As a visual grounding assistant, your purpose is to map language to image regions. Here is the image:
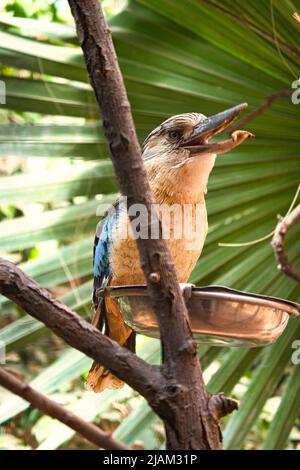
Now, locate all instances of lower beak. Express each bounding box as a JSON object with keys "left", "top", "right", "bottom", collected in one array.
[{"left": 181, "top": 103, "right": 254, "bottom": 155}]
